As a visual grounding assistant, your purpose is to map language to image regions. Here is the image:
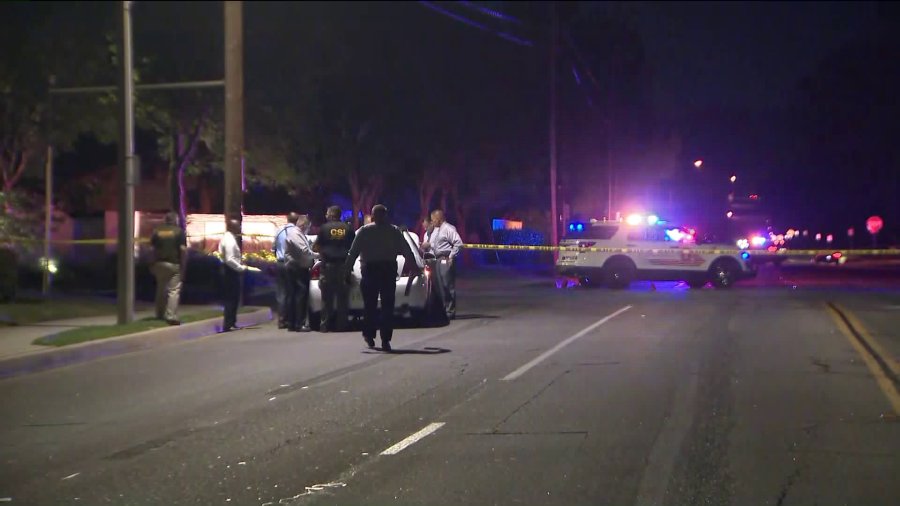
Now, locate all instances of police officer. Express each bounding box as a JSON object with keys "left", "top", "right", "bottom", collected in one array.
[
  {"left": 272, "top": 213, "right": 299, "bottom": 329},
  {"left": 421, "top": 216, "right": 434, "bottom": 250},
  {"left": 313, "top": 206, "right": 355, "bottom": 332},
  {"left": 150, "top": 211, "right": 186, "bottom": 325},
  {"left": 346, "top": 204, "right": 420, "bottom": 352},
  {"left": 423, "top": 209, "right": 463, "bottom": 319}
]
